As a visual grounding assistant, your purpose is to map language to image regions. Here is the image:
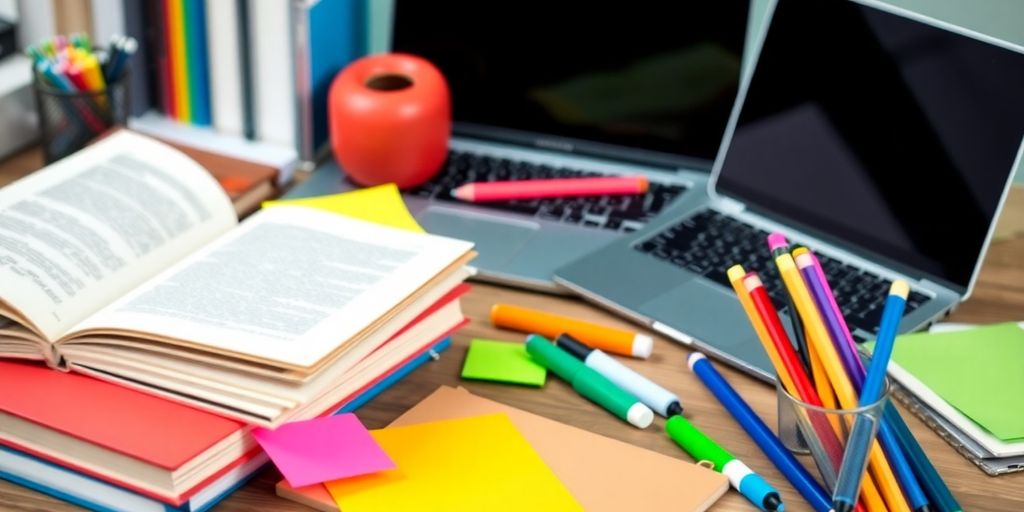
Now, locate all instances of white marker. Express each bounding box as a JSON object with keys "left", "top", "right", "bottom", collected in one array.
[{"left": 556, "top": 333, "right": 682, "bottom": 417}]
